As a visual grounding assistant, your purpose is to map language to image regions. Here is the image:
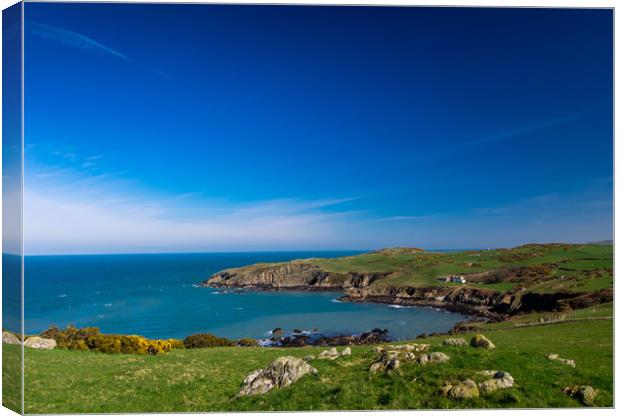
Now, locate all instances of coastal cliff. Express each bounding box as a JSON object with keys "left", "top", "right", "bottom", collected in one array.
[
  {"left": 202, "top": 260, "right": 390, "bottom": 291},
  {"left": 200, "top": 244, "right": 613, "bottom": 320}
]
